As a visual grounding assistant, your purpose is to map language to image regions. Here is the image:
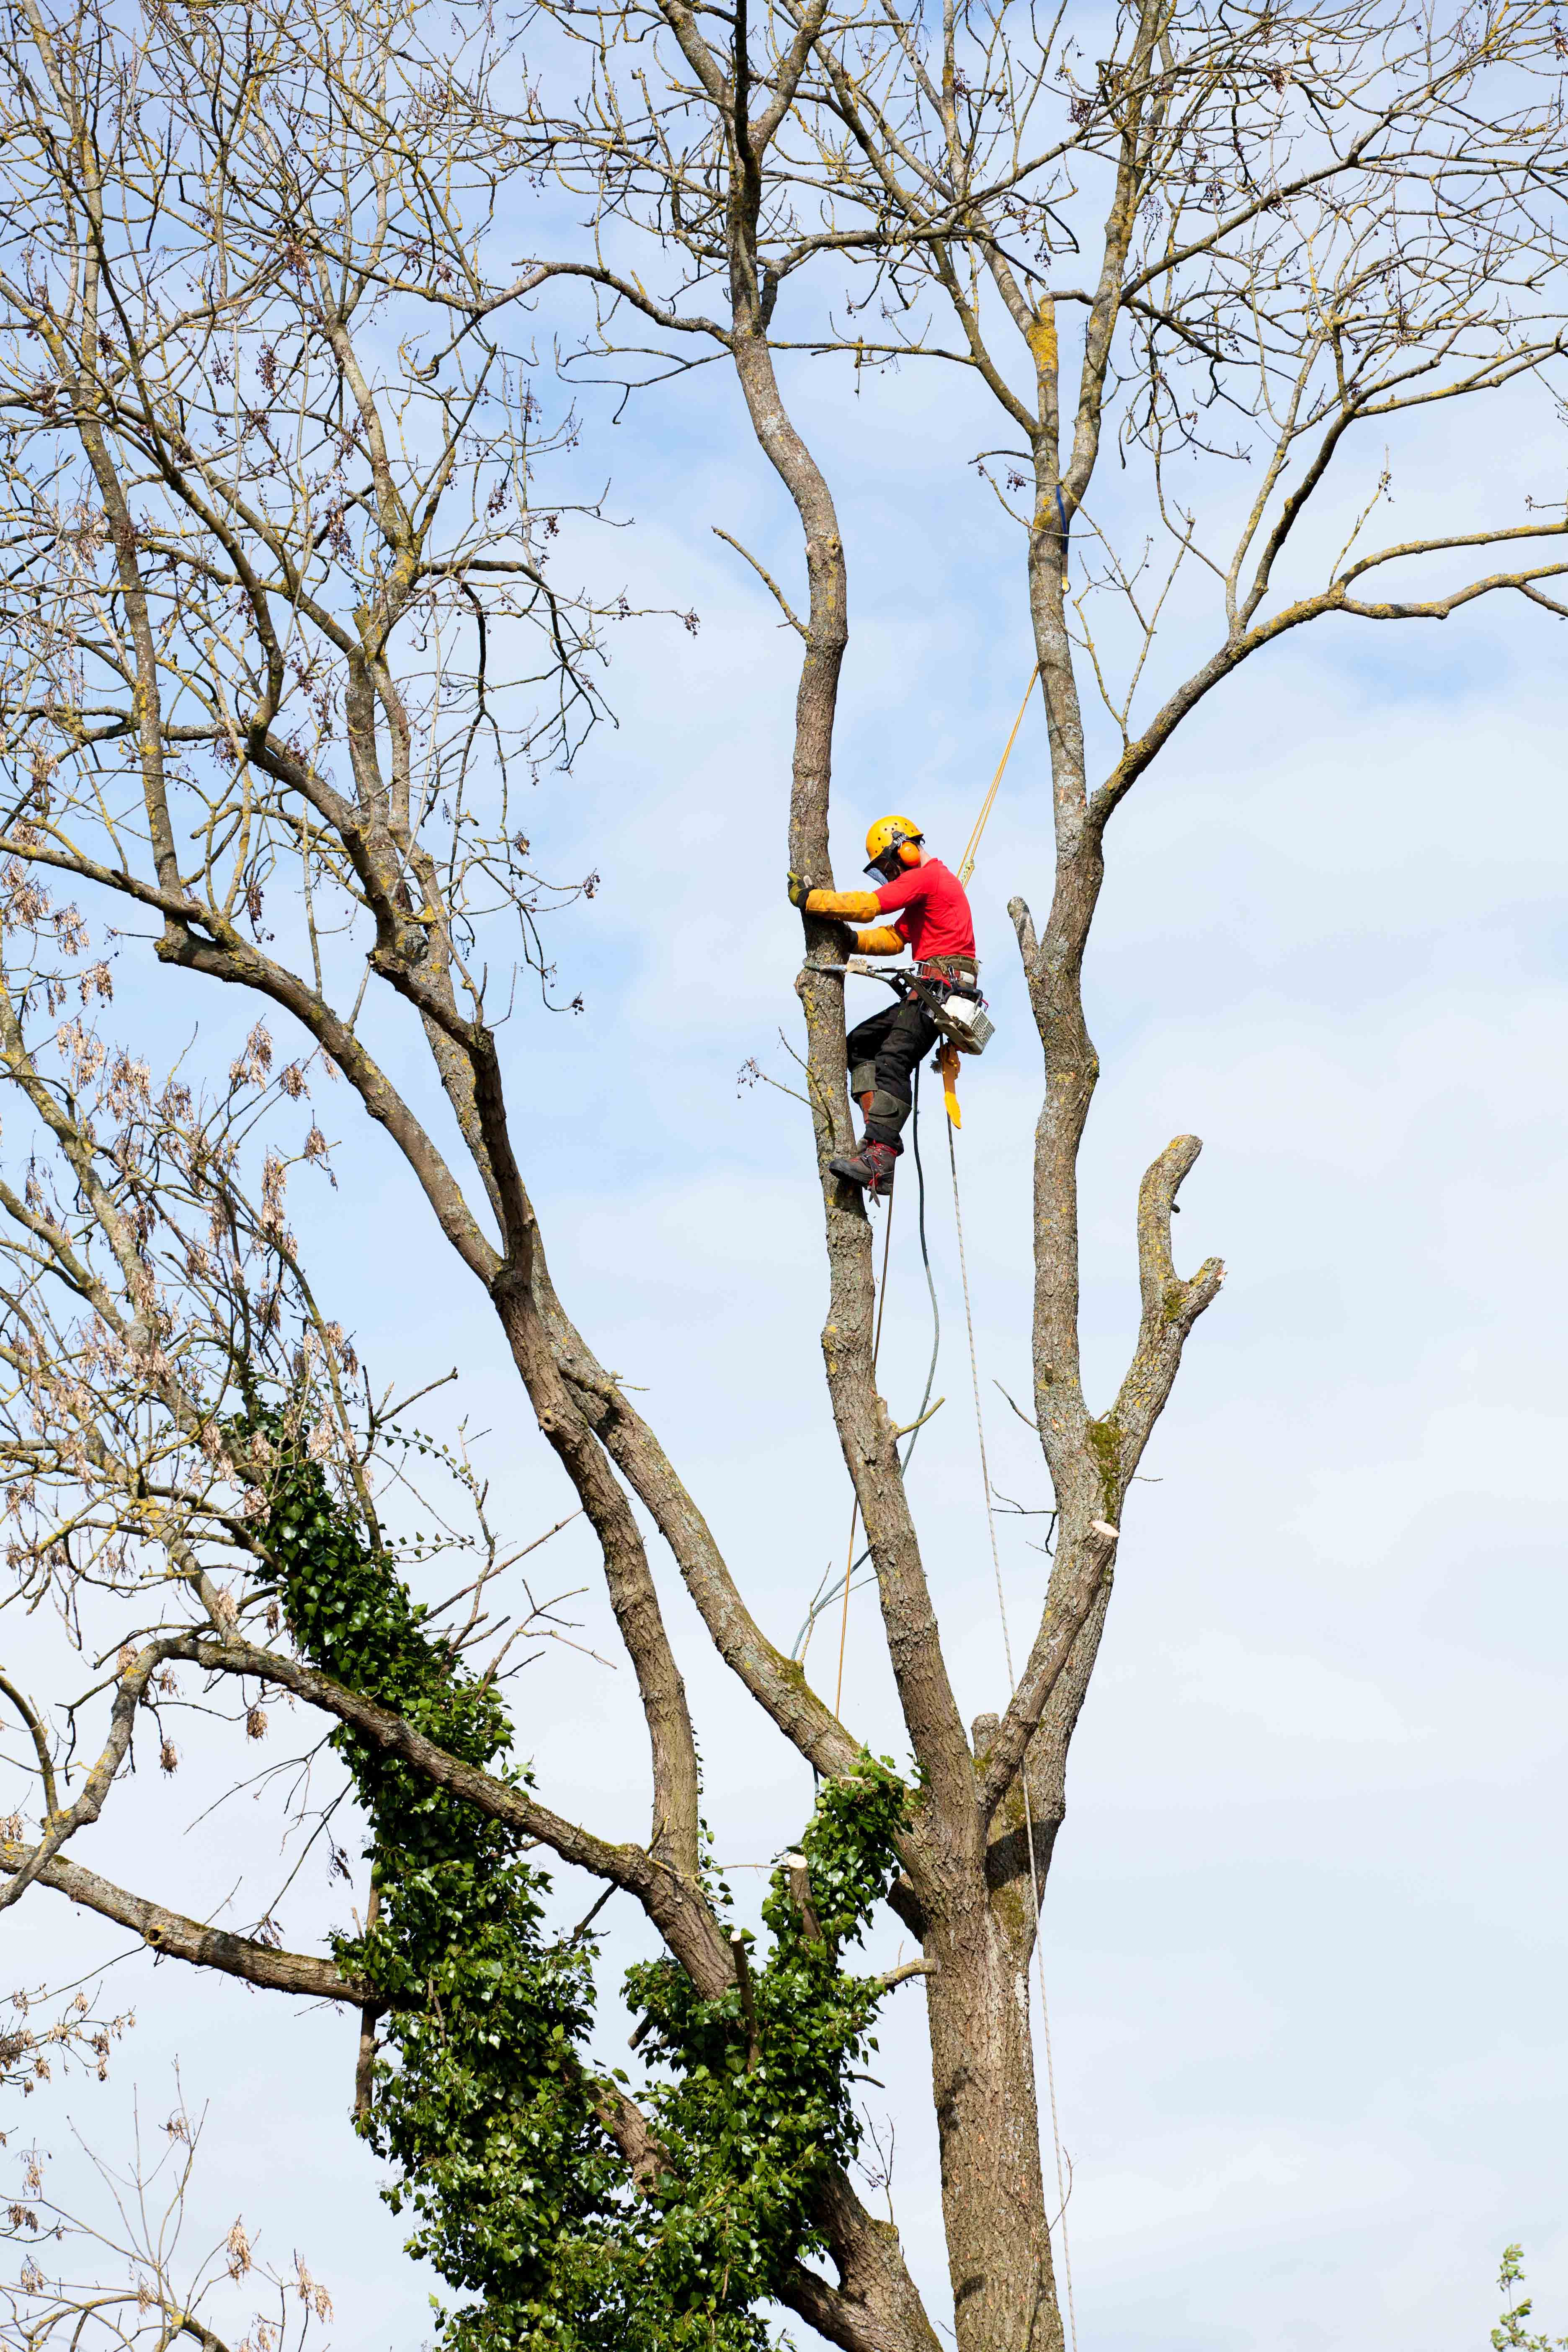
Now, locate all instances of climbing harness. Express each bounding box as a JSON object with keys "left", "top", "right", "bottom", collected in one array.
[
  {"left": 826, "top": 957, "right": 995, "bottom": 1059},
  {"left": 821, "top": 956, "right": 994, "bottom": 1135}
]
